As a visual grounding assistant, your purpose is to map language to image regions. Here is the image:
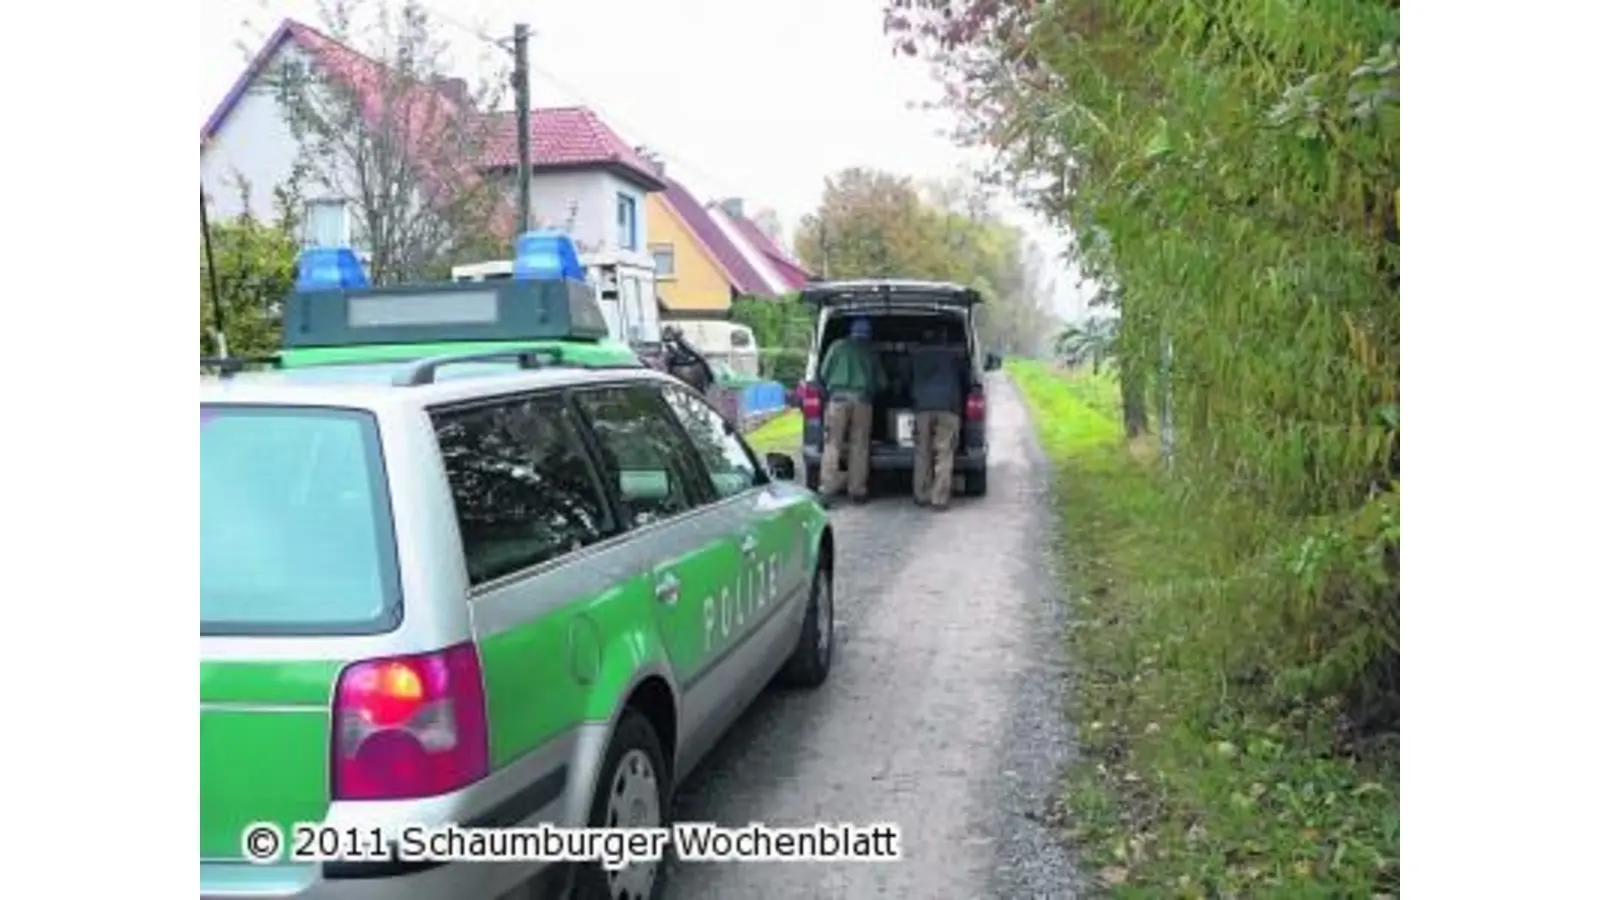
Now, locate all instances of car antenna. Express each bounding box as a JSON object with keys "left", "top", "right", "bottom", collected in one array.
[{"left": 201, "top": 185, "right": 229, "bottom": 358}]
